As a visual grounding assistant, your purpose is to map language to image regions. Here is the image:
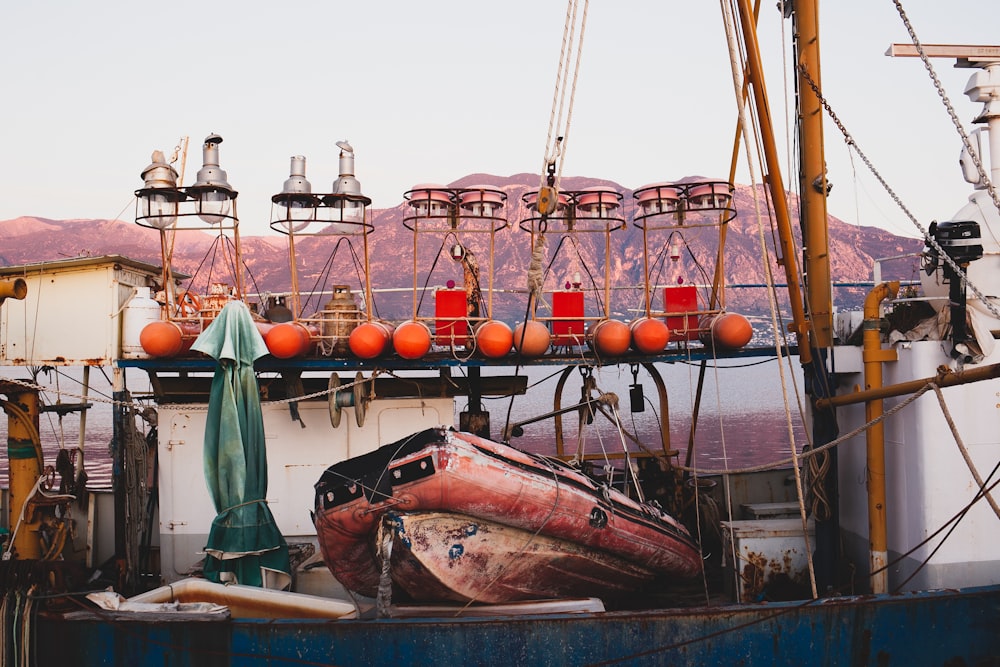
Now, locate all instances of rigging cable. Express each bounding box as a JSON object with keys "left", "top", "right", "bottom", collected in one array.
[
  {"left": 721, "top": 0, "right": 818, "bottom": 598},
  {"left": 799, "top": 66, "right": 1000, "bottom": 323},
  {"left": 893, "top": 0, "right": 1000, "bottom": 224},
  {"left": 540, "top": 0, "right": 589, "bottom": 195},
  {"left": 504, "top": 0, "right": 590, "bottom": 438}
]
